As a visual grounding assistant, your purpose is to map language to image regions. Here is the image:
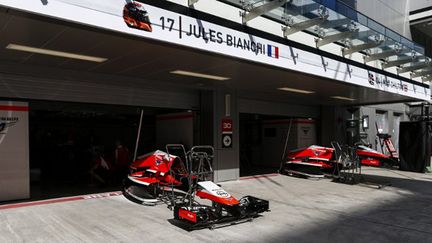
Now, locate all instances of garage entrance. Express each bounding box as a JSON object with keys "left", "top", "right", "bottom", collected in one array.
[
  {"left": 240, "top": 113, "right": 318, "bottom": 177},
  {"left": 29, "top": 101, "right": 197, "bottom": 200}
]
